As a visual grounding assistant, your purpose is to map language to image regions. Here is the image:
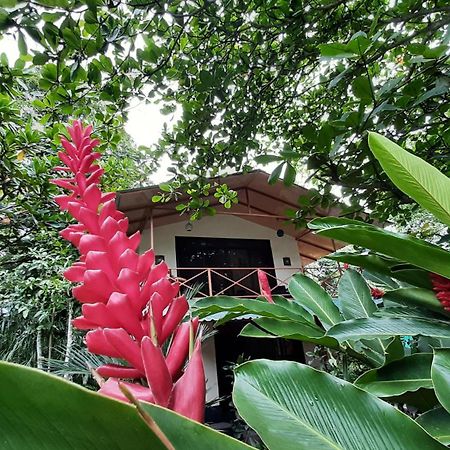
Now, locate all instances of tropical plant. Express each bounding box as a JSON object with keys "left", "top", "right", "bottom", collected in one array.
[
  {"left": 2, "top": 127, "right": 449, "bottom": 449},
  {"left": 51, "top": 120, "right": 206, "bottom": 421},
  {"left": 192, "top": 133, "right": 450, "bottom": 446}
]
